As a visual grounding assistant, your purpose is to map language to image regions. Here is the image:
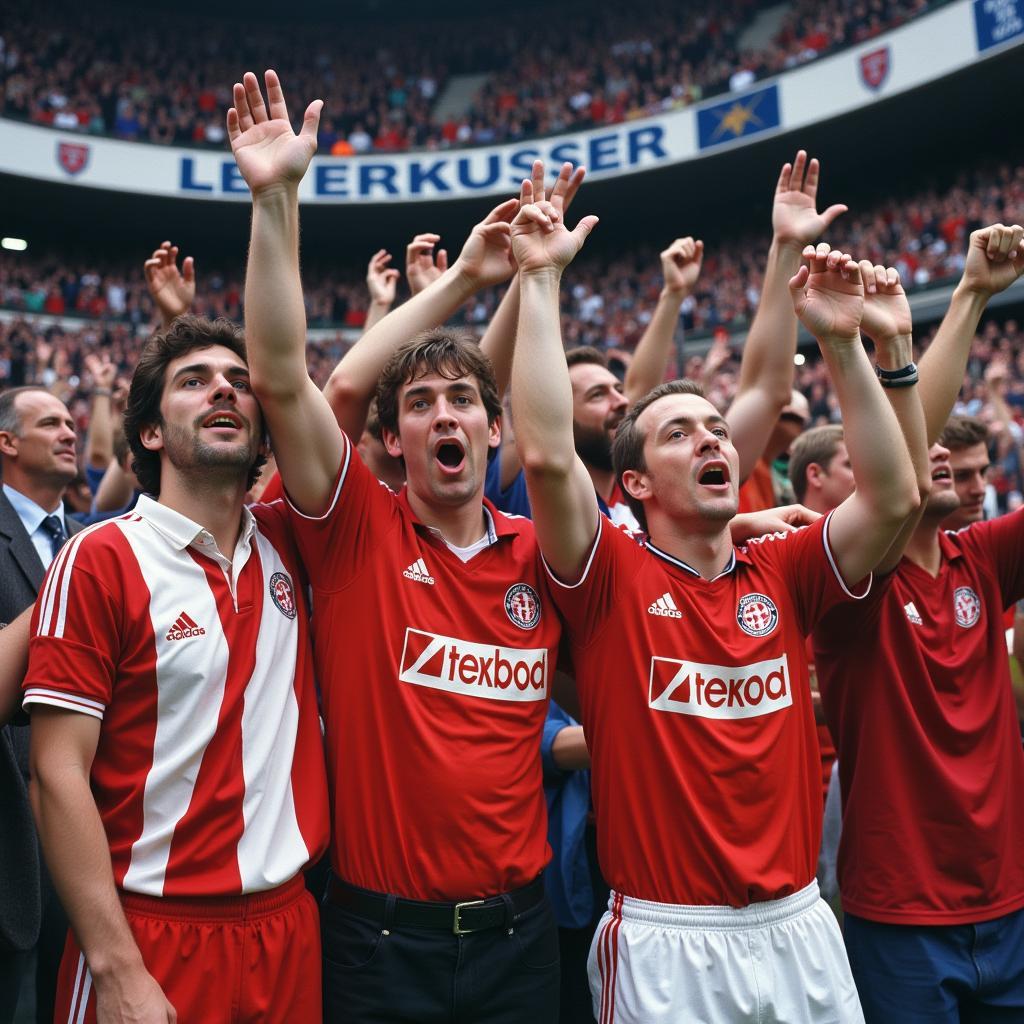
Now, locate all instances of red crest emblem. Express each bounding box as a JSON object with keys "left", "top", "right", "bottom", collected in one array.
[
  {"left": 504, "top": 583, "right": 541, "bottom": 630},
  {"left": 269, "top": 571, "right": 297, "bottom": 619},
  {"left": 859, "top": 47, "right": 890, "bottom": 91},
  {"left": 57, "top": 141, "right": 90, "bottom": 176}
]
